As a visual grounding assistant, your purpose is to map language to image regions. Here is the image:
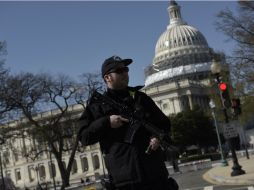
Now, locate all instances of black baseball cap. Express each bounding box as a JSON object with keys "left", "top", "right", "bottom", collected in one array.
[{"left": 101, "top": 55, "right": 132, "bottom": 77}]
